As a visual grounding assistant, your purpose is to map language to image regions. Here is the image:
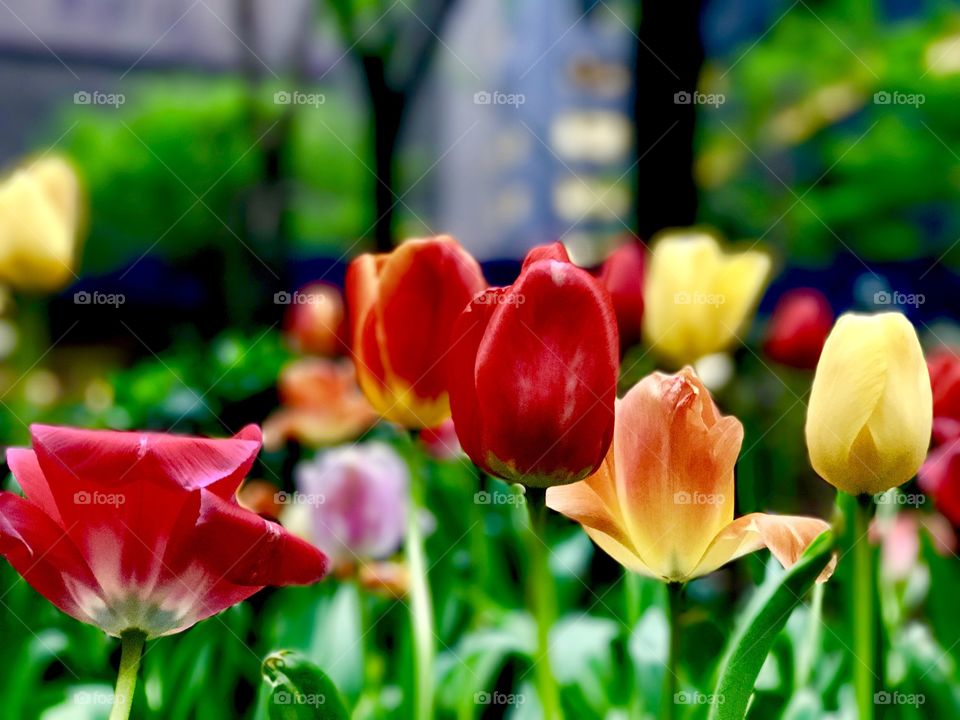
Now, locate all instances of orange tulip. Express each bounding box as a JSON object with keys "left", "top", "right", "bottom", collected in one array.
[
  {"left": 547, "top": 367, "right": 833, "bottom": 583},
  {"left": 346, "top": 235, "right": 486, "bottom": 429}
]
